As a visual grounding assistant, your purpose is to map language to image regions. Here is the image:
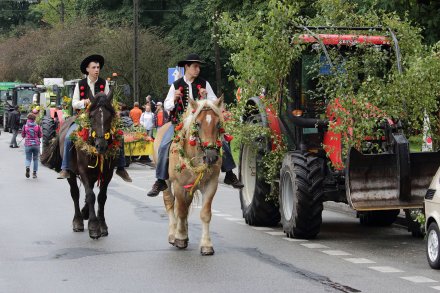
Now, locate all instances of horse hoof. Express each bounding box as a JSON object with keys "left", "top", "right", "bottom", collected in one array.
[
  {"left": 174, "top": 238, "right": 188, "bottom": 249},
  {"left": 168, "top": 235, "right": 175, "bottom": 246},
  {"left": 89, "top": 231, "right": 101, "bottom": 239},
  {"left": 200, "top": 246, "right": 215, "bottom": 256},
  {"left": 72, "top": 219, "right": 84, "bottom": 232},
  {"left": 100, "top": 230, "right": 109, "bottom": 237}
]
